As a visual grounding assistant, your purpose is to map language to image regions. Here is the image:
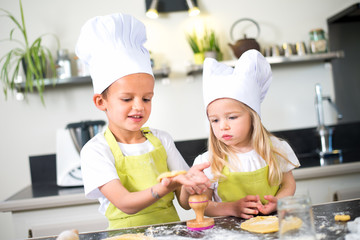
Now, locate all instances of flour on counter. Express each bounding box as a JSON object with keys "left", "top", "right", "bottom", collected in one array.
[{"left": 345, "top": 216, "right": 360, "bottom": 240}]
